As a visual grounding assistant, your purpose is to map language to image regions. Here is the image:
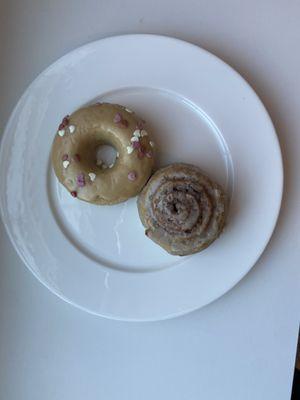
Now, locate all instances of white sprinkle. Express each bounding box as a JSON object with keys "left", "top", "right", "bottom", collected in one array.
[
  {"left": 133, "top": 129, "right": 141, "bottom": 138},
  {"left": 109, "top": 163, "right": 114, "bottom": 168},
  {"left": 131, "top": 136, "right": 139, "bottom": 142},
  {"left": 96, "top": 159, "right": 103, "bottom": 166},
  {"left": 141, "top": 129, "right": 148, "bottom": 137},
  {"left": 149, "top": 141, "right": 155, "bottom": 148},
  {"left": 102, "top": 164, "right": 108, "bottom": 169},
  {"left": 88, "top": 172, "right": 96, "bottom": 181},
  {"left": 58, "top": 129, "right": 65, "bottom": 137},
  {"left": 63, "top": 160, "right": 70, "bottom": 169},
  {"left": 69, "top": 125, "right": 75, "bottom": 134},
  {"left": 116, "top": 152, "right": 120, "bottom": 158},
  {"left": 127, "top": 146, "right": 134, "bottom": 154},
  {"left": 125, "top": 107, "right": 133, "bottom": 113}
]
